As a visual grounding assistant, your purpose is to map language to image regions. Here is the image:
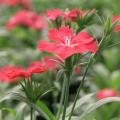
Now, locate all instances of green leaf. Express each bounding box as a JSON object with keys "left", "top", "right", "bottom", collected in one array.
[
  {"left": 110, "top": 70, "right": 120, "bottom": 89},
  {"left": 36, "top": 100, "right": 56, "bottom": 120},
  {"left": 66, "top": 93, "right": 95, "bottom": 116},
  {"left": 0, "top": 92, "right": 56, "bottom": 120},
  {"left": 79, "top": 97, "right": 120, "bottom": 120},
  {"left": 0, "top": 107, "right": 16, "bottom": 117},
  {"left": 56, "top": 69, "right": 64, "bottom": 81},
  {"left": 39, "top": 87, "right": 54, "bottom": 99},
  {"left": 15, "top": 111, "right": 24, "bottom": 120}
]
